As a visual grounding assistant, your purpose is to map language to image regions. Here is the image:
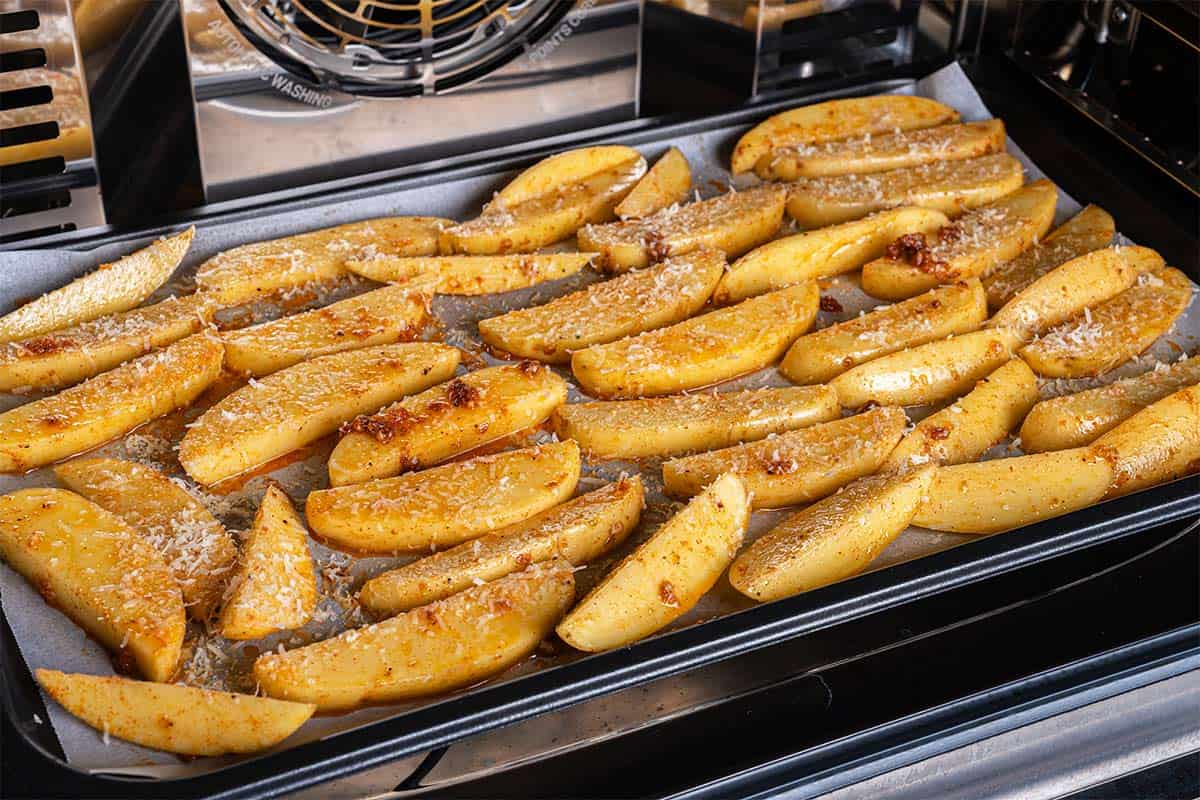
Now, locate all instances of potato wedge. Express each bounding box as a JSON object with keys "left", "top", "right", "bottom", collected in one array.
[
  {"left": 780, "top": 279, "right": 987, "bottom": 385},
  {"left": 491, "top": 145, "right": 643, "bottom": 207},
  {"left": 785, "top": 152, "right": 1025, "bottom": 228},
  {"left": 577, "top": 184, "right": 787, "bottom": 273},
  {"left": 614, "top": 146, "right": 691, "bottom": 219},
  {"left": 572, "top": 281, "right": 818, "bottom": 399},
  {"left": 557, "top": 473, "right": 748, "bottom": 652},
  {"left": 0, "top": 489, "right": 183, "bottom": 681},
  {"left": 552, "top": 386, "right": 839, "bottom": 460},
  {"left": 1020, "top": 267, "right": 1194, "bottom": 378},
  {"left": 478, "top": 250, "right": 725, "bottom": 363},
  {"left": 53, "top": 457, "right": 237, "bottom": 622},
  {"left": 179, "top": 342, "right": 459, "bottom": 486},
  {"left": 831, "top": 328, "right": 1021, "bottom": 409},
  {"left": 731, "top": 95, "right": 959, "bottom": 175},
  {"left": 0, "top": 334, "right": 223, "bottom": 473},
  {"left": 222, "top": 284, "right": 429, "bottom": 377},
  {"left": 662, "top": 406, "right": 906, "bottom": 508},
  {"left": 713, "top": 206, "right": 949, "bottom": 304},
  {"left": 36, "top": 670, "right": 315, "bottom": 756},
  {"left": 254, "top": 561, "right": 574, "bottom": 711},
  {"left": 982, "top": 205, "right": 1115, "bottom": 311},
  {"left": 1020, "top": 357, "right": 1200, "bottom": 453},
  {"left": 885, "top": 359, "right": 1038, "bottom": 469},
  {"left": 0, "top": 293, "right": 214, "bottom": 391},
  {"left": 1091, "top": 385, "right": 1200, "bottom": 497},
  {"left": 328, "top": 361, "right": 568, "bottom": 486},
  {"left": 860, "top": 179, "right": 1057, "bottom": 300},
  {"left": 912, "top": 448, "right": 1113, "bottom": 534},
  {"left": 307, "top": 441, "right": 581, "bottom": 553},
  {"left": 343, "top": 253, "right": 593, "bottom": 295},
  {"left": 0, "top": 228, "right": 192, "bottom": 343},
  {"left": 219, "top": 485, "right": 317, "bottom": 640},
  {"left": 359, "top": 477, "right": 643, "bottom": 614},
  {"left": 729, "top": 466, "right": 935, "bottom": 601}
]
